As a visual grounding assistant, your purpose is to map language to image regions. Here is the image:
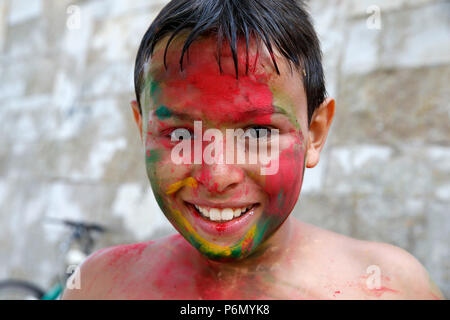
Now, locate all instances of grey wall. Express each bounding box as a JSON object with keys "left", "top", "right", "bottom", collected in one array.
[{"left": 0, "top": 0, "right": 448, "bottom": 297}]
